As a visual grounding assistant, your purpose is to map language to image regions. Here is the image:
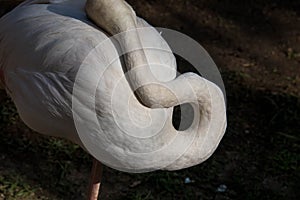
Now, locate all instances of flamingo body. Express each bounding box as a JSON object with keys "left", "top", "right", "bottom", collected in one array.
[{"left": 0, "top": 0, "right": 226, "bottom": 173}]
